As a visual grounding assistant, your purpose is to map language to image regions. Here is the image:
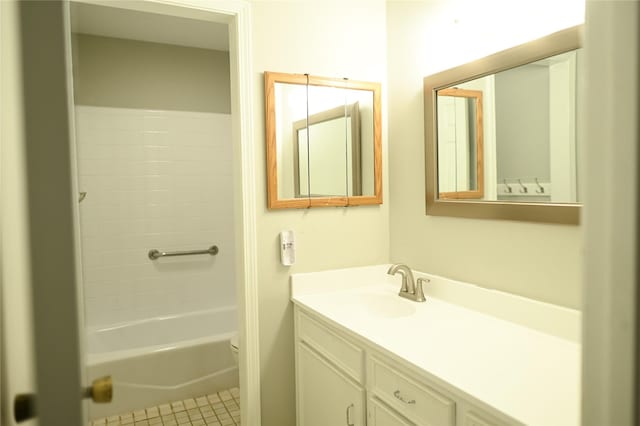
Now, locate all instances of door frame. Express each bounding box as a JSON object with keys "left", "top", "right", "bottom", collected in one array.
[
  {"left": 68, "top": 0, "right": 261, "bottom": 423},
  {"left": 582, "top": 1, "right": 640, "bottom": 425},
  {"left": 12, "top": 0, "right": 260, "bottom": 424}
]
